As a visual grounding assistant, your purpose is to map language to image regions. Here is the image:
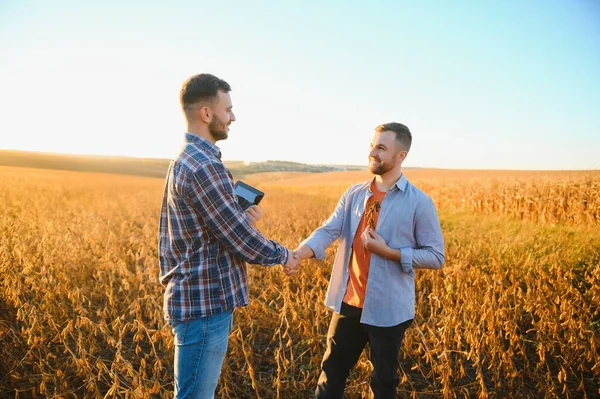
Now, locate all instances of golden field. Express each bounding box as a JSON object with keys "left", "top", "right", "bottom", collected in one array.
[{"left": 1, "top": 165, "right": 599, "bottom": 398}]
